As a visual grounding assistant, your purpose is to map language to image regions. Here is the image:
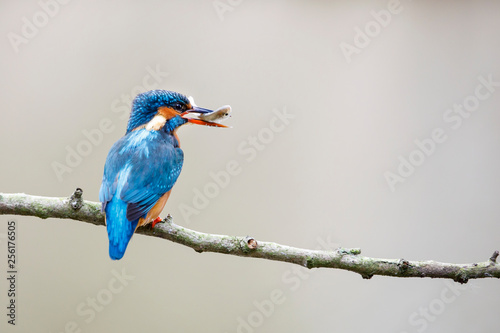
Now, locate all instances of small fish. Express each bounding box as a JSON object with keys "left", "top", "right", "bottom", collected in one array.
[
  {"left": 200, "top": 105, "right": 232, "bottom": 123},
  {"left": 185, "top": 96, "right": 232, "bottom": 126}
]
